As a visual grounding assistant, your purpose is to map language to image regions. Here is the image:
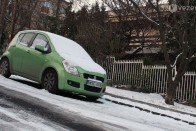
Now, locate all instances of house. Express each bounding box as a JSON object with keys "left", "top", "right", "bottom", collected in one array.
[
  {"left": 40, "top": 0, "right": 71, "bottom": 19},
  {"left": 105, "top": 4, "right": 171, "bottom": 56},
  {"left": 28, "top": 0, "right": 71, "bottom": 30}
]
